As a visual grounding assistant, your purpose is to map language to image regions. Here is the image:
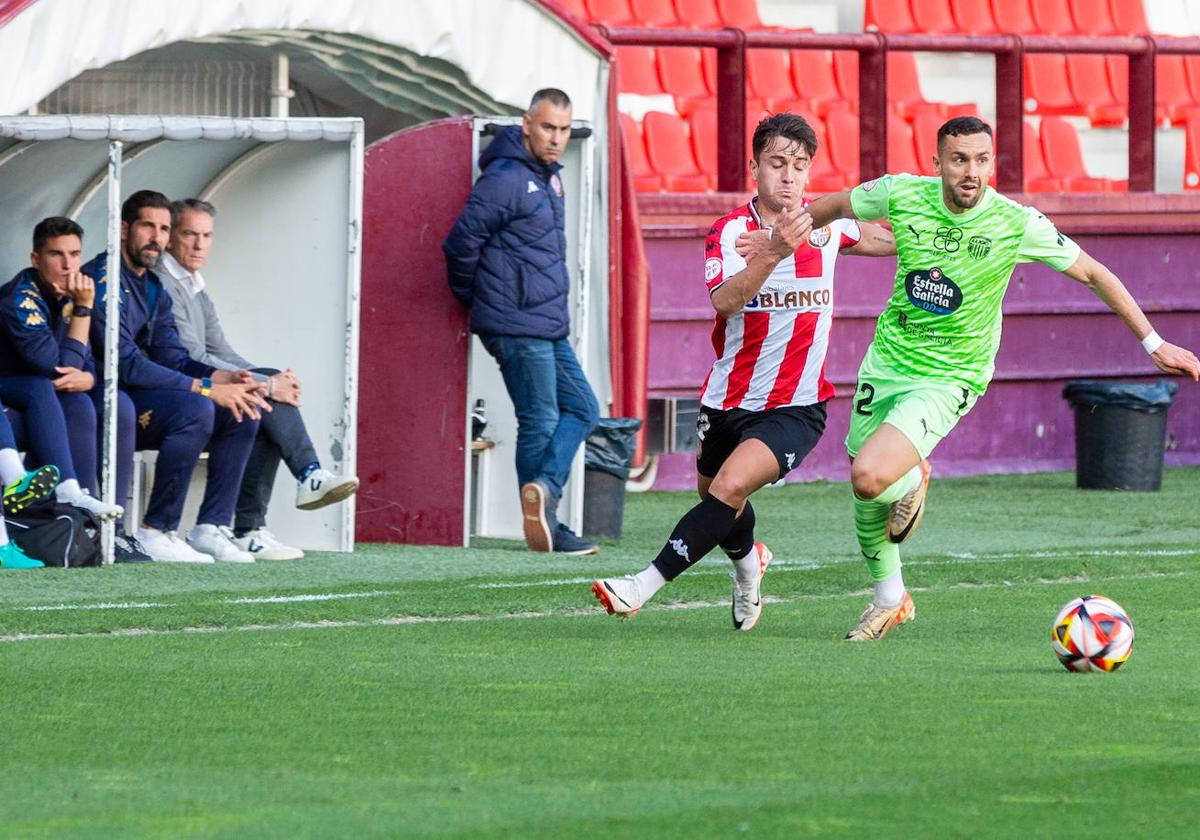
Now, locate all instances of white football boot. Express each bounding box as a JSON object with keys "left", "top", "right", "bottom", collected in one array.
[
  {"left": 731, "top": 542, "right": 772, "bottom": 632},
  {"left": 235, "top": 528, "right": 304, "bottom": 561},
  {"left": 186, "top": 524, "right": 254, "bottom": 563},
  {"left": 296, "top": 469, "right": 360, "bottom": 511},
  {"left": 592, "top": 576, "right": 646, "bottom": 618},
  {"left": 844, "top": 591, "right": 916, "bottom": 642},
  {"left": 64, "top": 490, "right": 124, "bottom": 522},
  {"left": 136, "top": 527, "right": 214, "bottom": 564}
]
